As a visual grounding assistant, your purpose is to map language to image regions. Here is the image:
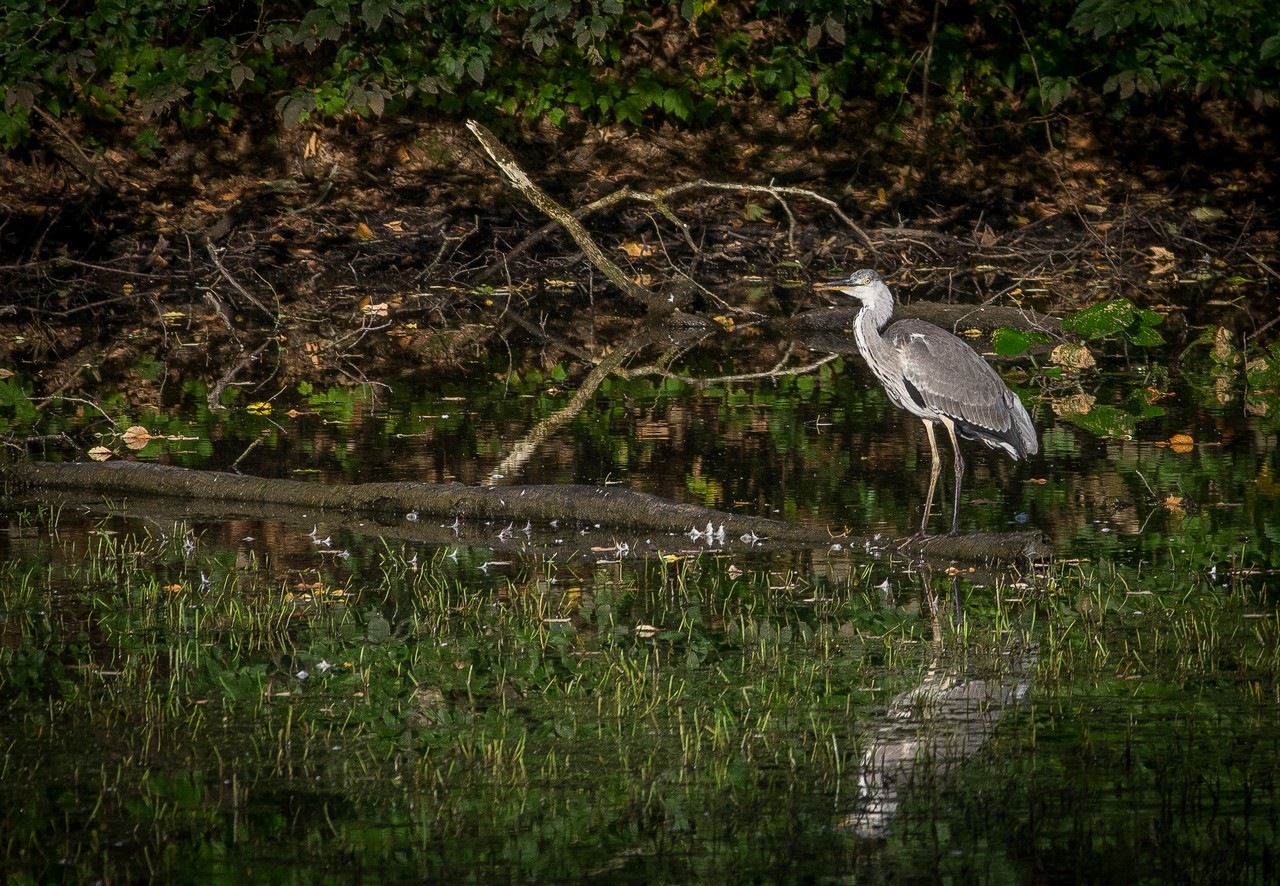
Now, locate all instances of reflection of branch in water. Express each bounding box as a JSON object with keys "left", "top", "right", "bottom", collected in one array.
[
  {"left": 841, "top": 651, "right": 1032, "bottom": 839},
  {"left": 486, "top": 341, "right": 637, "bottom": 484},
  {"left": 485, "top": 326, "right": 703, "bottom": 484}
]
